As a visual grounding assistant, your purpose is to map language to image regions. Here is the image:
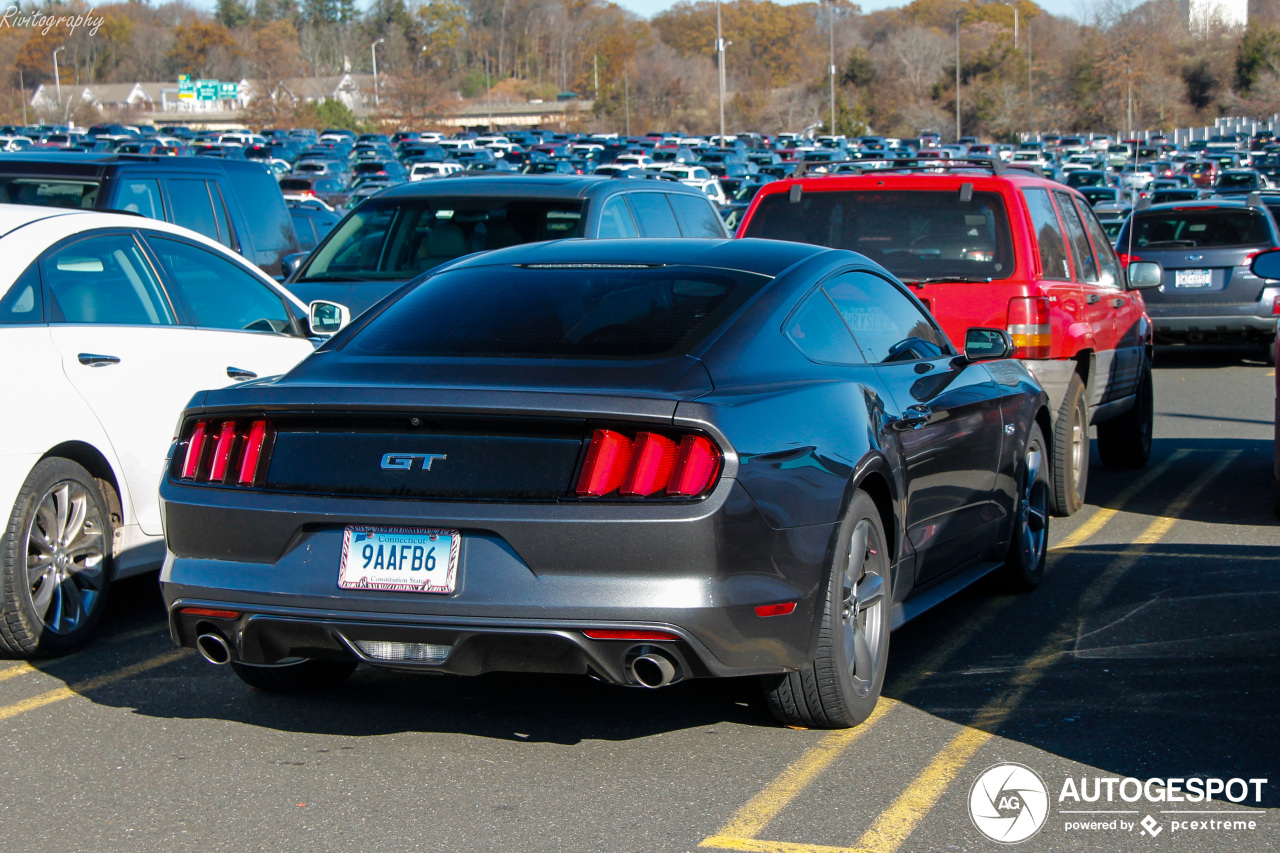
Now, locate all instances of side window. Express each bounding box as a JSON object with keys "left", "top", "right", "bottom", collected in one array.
[
  {"left": 208, "top": 182, "right": 237, "bottom": 250},
  {"left": 167, "top": 179, "right": 220, "bottom": 243},
  {"left": 1076, "top": 199, "right": 1123, "bottom": 289},
  {"left": 823, "top": 272, "right": 950, "bottom": 363},
  {"left": 114, "top": 178, "right": 162, "bottom": 219},
  {"left": 0, "top": 261, "right": 43, "bottom": 324},
  {"left": 1023, "top": 188, "right": 1071, "bottom": 280},
  {"left": 42, "top": 233, "right": 174, "bottom": 325},
  {"left": 670, "top": 193, "right": 727, "bottom": 238},
  {"left": 784, "top": 287, "right": 864, "bottom": 365},
  {"left": 596, "top": 195, "right": 640, "bottom": 238},
  {"left": 147, "top": 236, "right": 293, "bottom": 334},
  {"left": 626, "top": 193, "right": 682, "bottom": 238},
  {"left": 1055, "top": 190, "right": 1099, "bottom": 283}
]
